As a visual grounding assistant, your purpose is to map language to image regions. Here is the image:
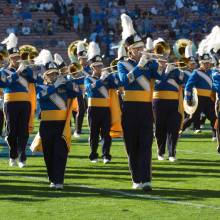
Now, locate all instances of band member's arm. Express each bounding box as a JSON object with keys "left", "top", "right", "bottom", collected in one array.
[
  {"left": 0, "top": 68, "right": 19, "bottom": 85},
  {"left": 212, "top": 71, "right": 220, "bottom": 95},
  {"left": 117, "top": 61, "right": 147, "bottom": 85},
  {"left": 184, "top": 70, "right": 198, "bottom": 101},
  {"left": 66, "top": 81, "right": 82, "bottom": 98},
  {"left": 84, "top": 77, "right": 105, "bottom": 93},
  {"left": 107, "top": 74, "right": 119, "bottom": 89},
  {"left": 36, "top": 84, "right": 56, "bottom": 99}
]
